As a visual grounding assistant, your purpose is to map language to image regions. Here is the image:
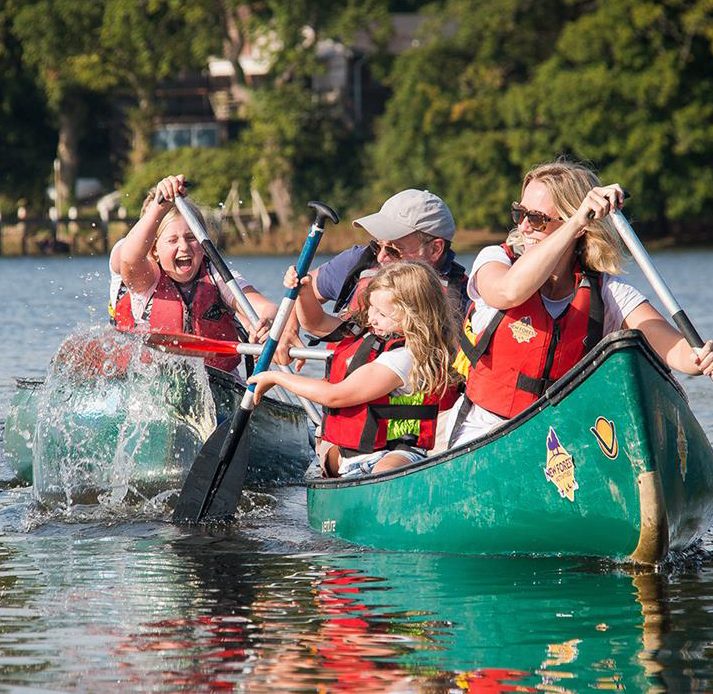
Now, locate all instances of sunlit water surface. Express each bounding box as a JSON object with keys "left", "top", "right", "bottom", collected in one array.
[{"left": 1, "top": 250, "right": 712, "bottom": 691}]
